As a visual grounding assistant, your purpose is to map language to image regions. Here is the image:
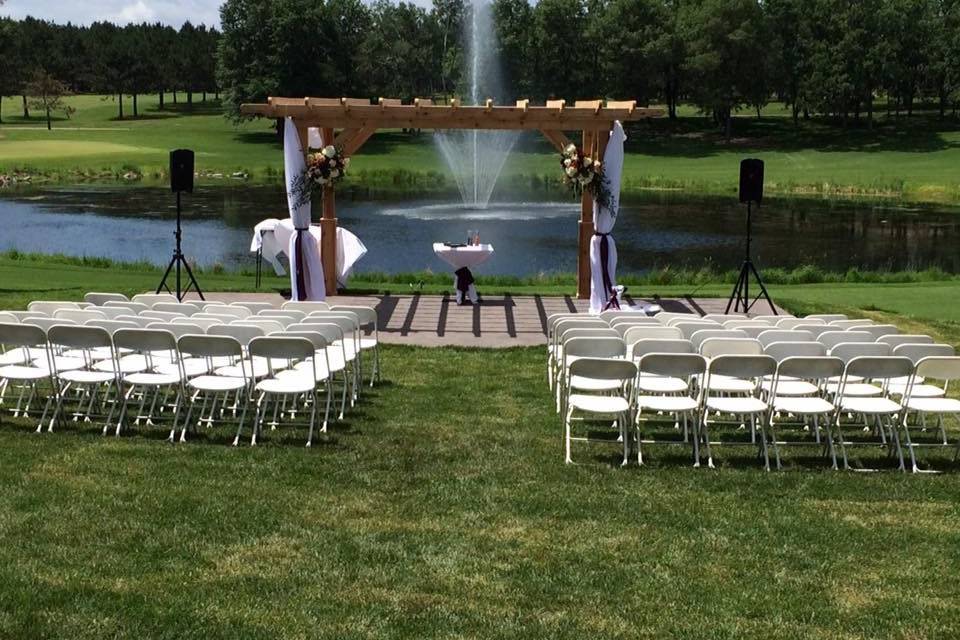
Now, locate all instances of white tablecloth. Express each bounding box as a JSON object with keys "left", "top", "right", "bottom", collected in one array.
[
  {"left": 251, "top": 218, "right": 367, "bottom": 287},
  {"left": 433, "top": 243, "right": 494, "bottom": 304}
]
